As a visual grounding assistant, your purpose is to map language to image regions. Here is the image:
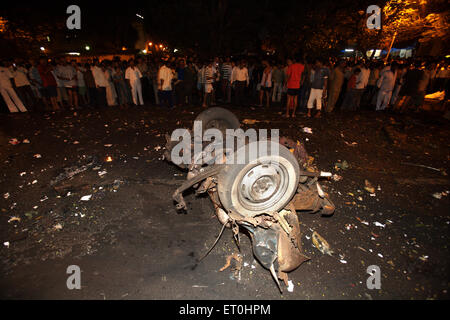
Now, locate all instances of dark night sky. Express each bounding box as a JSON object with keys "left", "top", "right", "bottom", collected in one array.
[{"left": 1, "top": 0, "right": 386, "bottom": 56}]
